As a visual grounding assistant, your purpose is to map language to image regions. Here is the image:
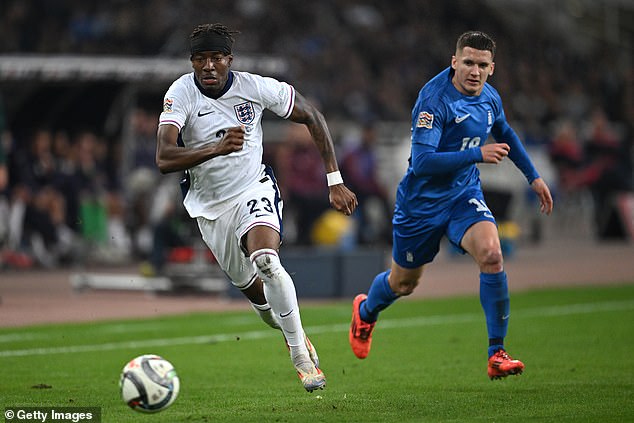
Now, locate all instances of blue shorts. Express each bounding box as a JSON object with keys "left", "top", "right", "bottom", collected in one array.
[{"left": 392, "top": 187, "right": 497, "bottom": 268}]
